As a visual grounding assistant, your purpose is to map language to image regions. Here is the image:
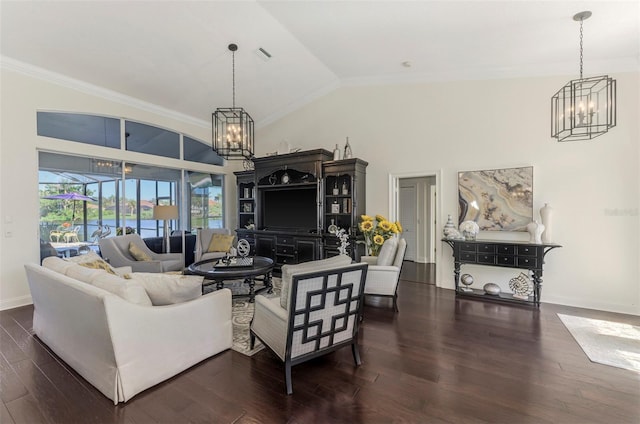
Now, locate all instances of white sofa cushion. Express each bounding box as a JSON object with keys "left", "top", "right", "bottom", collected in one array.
[
  {"left": 376, "top": 237, "right": 398, "bottom": 266},
  {"left": 42, "top": 256, "right": 75, "bottom": 274},
  {"left": 280, "top": 255, "right": 353, "bottom": 310},
  {"left": 91, "top": 272, "right": 153, "bottom": 306},
  {"left": 128, "top": 273, "right": 204, "bottom": 306},
  {"left": 42, "top": 255, "right": 152, "bottom": 306}
]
